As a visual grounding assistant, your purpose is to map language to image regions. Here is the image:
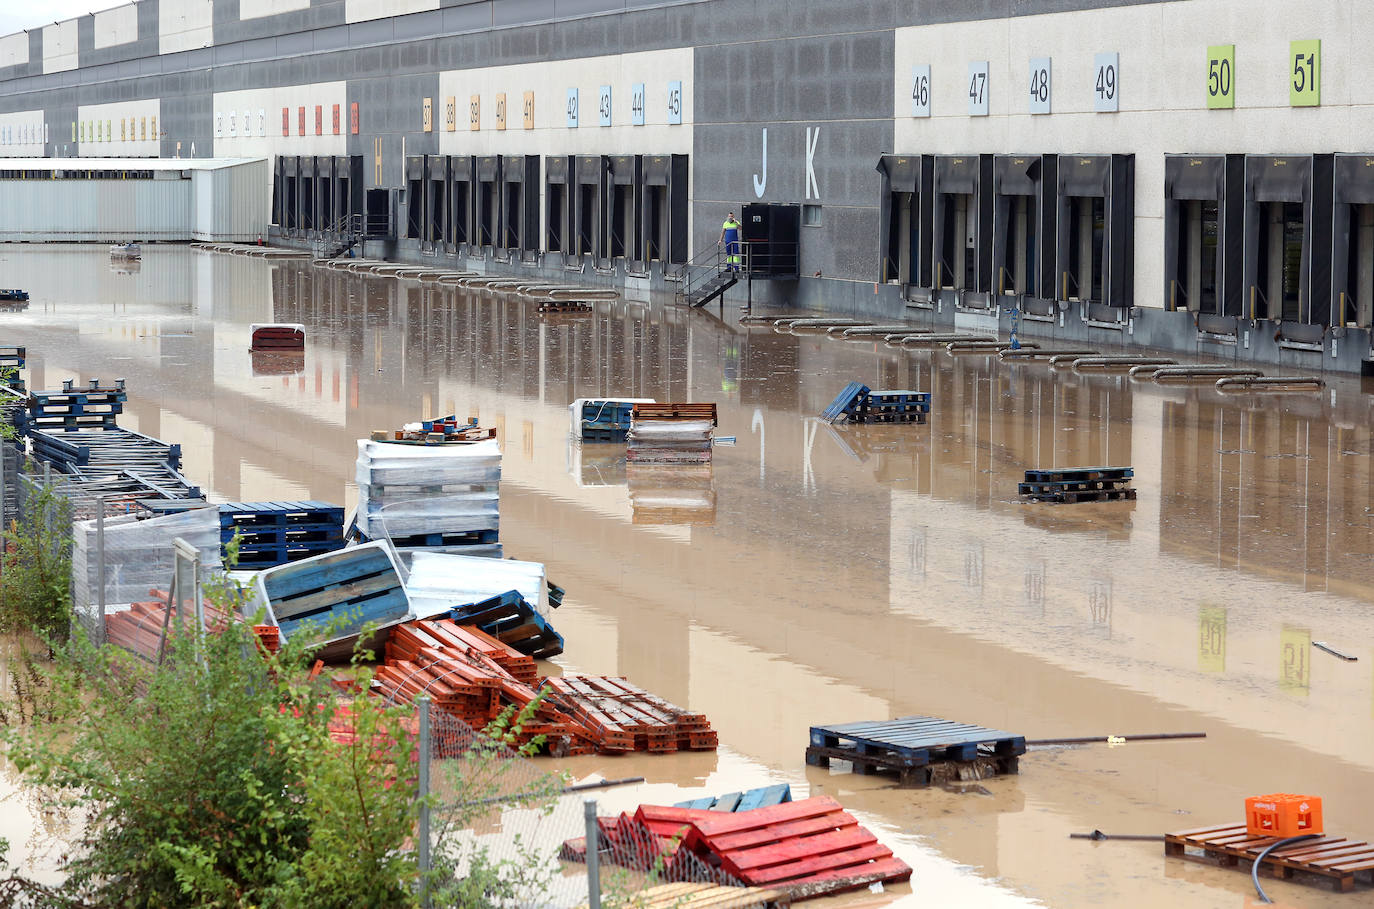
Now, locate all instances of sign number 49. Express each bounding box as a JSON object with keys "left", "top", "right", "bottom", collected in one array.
[{"left": 1094, "top": 52, "right": 1119, "bottom": 112}]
